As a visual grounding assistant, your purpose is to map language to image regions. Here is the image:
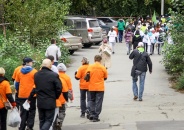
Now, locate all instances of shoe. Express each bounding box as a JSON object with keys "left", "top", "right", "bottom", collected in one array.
[
  {"left": 139, "top": 99, "right": 143, "bottom": 101},
  {"left": 89, "top": 116, "right": 93, "bottom": 120},
  {"left": 26, "top": 127, "right": 33, "bottom": 130},
  {"left": 133, "top": 96, "right": 138, "bottom": 100},
  {"left": 80, "top": 113, "right": 85, "bottom": 118},
  {"left": 86, "top": 114, "right": 90, "bottom": 119},
  {"left": 112, "top": 52, "right": 115, "bottom": 54},
  {"left": 93, "top": 118, "right": 100, "bottom": 122}
]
